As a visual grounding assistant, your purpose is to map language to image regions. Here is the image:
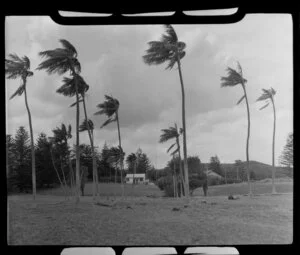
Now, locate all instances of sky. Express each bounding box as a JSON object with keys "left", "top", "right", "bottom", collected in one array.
[{"left": 5, "top": 14, "right": 293, "bottom": 169}]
